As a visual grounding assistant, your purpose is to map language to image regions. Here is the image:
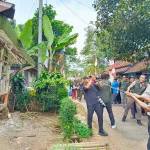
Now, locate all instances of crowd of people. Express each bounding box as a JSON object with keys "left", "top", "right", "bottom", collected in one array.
[{"left": 69, "top": 73, "right": 150, "bottom": 149}]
